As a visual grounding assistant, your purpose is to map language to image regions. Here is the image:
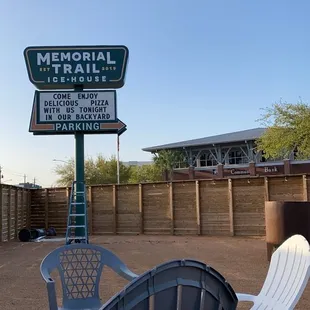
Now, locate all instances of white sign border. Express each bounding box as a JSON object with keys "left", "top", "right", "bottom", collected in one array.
[{"left": 35, "top": 90, "right": 117, "bottom": 124}]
